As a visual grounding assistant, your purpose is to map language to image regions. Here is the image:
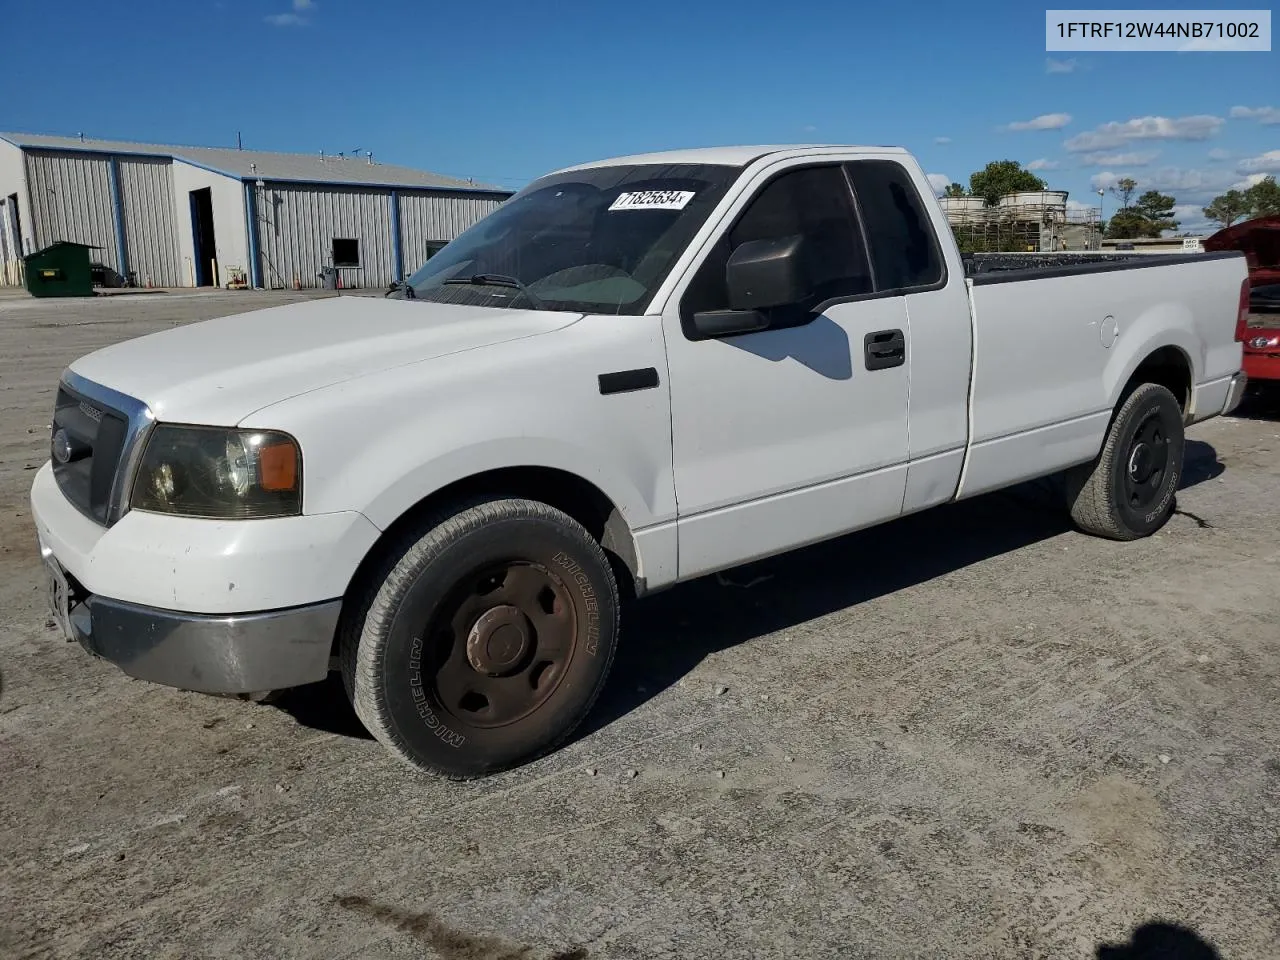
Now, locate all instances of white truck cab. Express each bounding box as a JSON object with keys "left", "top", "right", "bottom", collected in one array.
[{"left": 31, "top": 144, "right": 1250, "bottom": 778}]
